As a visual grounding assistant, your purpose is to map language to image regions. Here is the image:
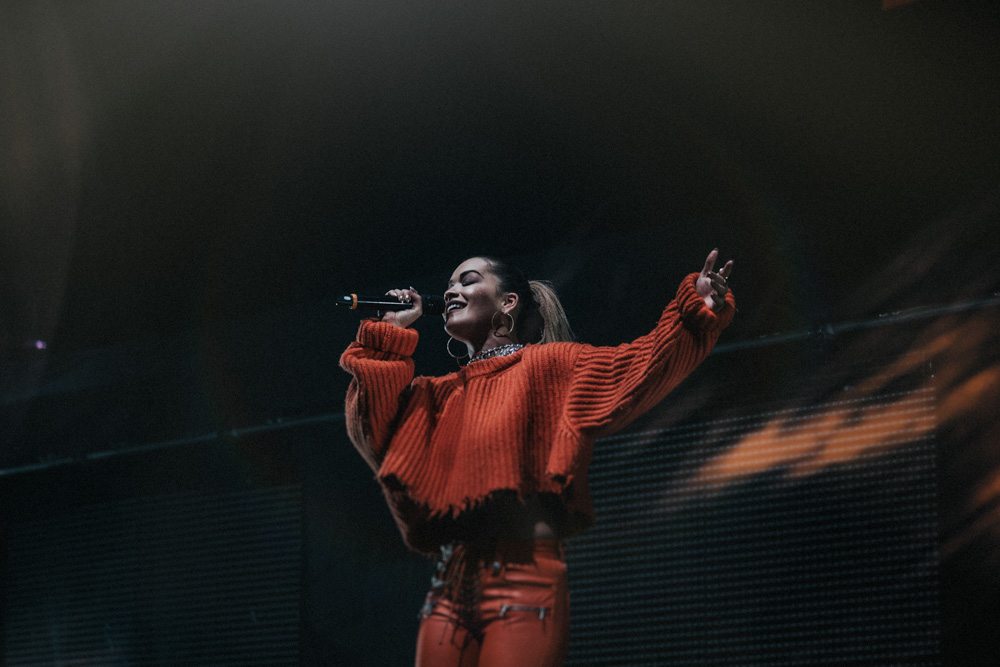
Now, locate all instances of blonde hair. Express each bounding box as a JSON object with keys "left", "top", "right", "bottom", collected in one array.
[{"left": 528, "top": 280, "right": 574, "bottom": 344}]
